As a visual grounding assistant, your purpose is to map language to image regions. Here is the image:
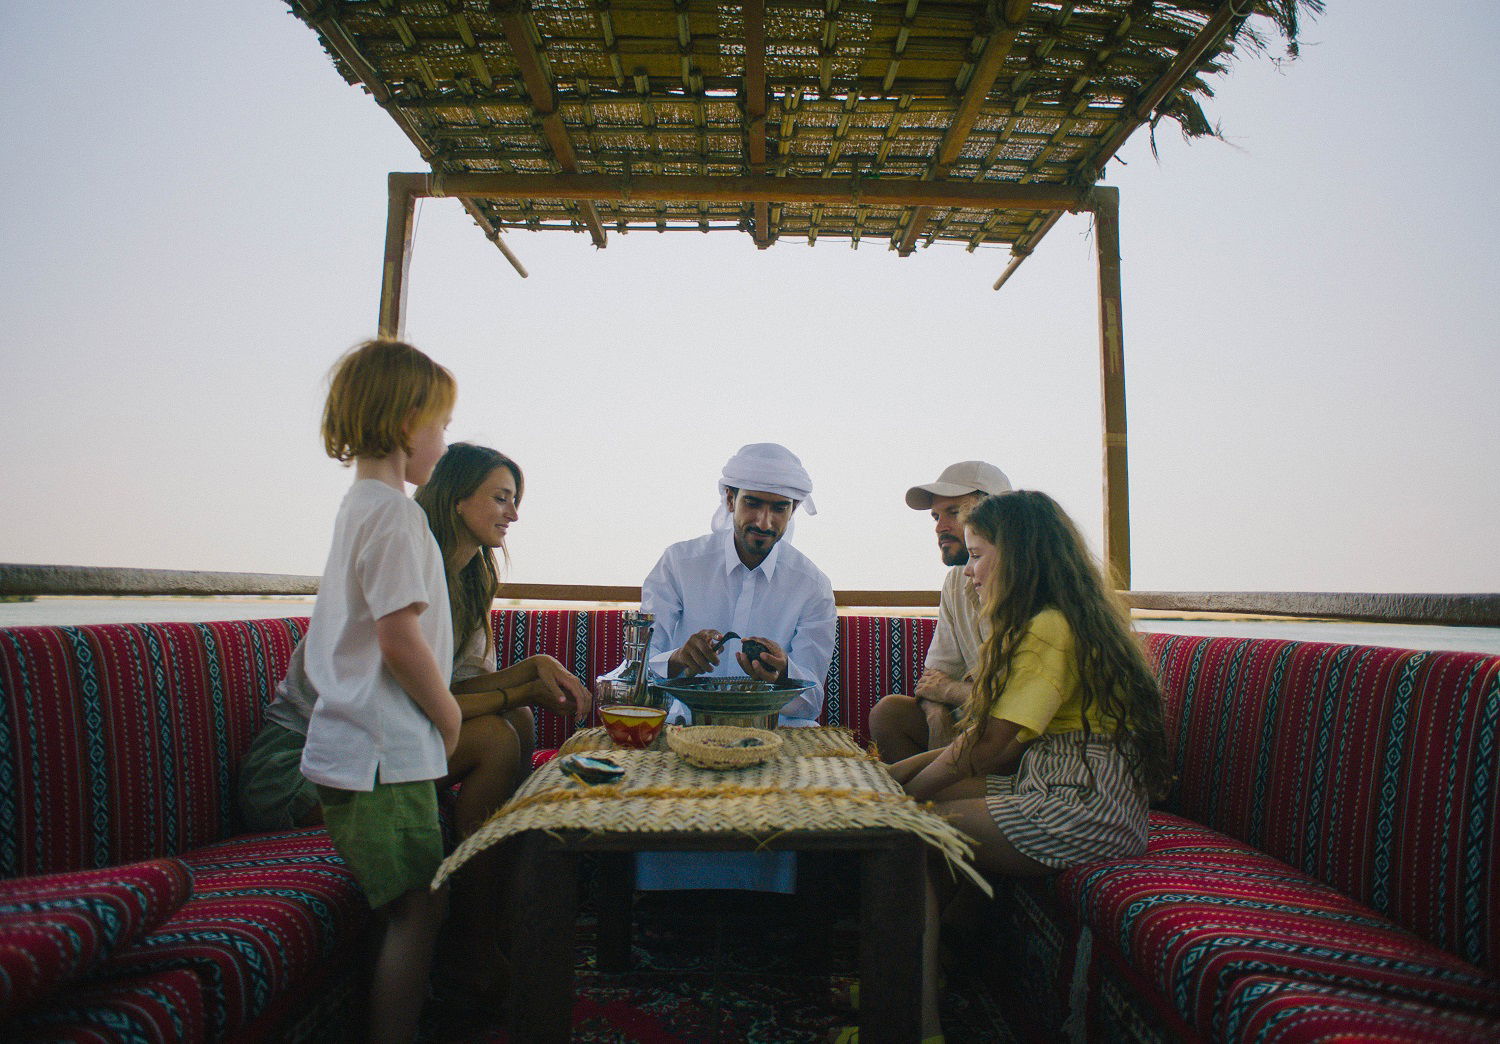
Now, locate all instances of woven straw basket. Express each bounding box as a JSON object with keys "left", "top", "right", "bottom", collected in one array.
[{"left": 667, "top": 726, "right": 783, "bottom": 770}]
